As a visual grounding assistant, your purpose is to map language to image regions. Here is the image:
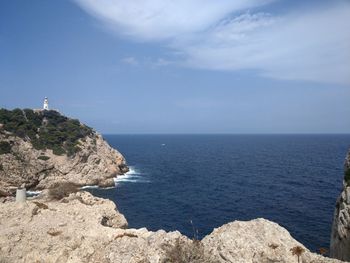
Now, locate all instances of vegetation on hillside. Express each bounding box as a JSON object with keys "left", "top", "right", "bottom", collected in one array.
[
  {"left": 37, "top": 155, "right": 50, "bottom": 161},
  {"left": 0, "top": 108, "right": 93, "bottom": 156}
]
